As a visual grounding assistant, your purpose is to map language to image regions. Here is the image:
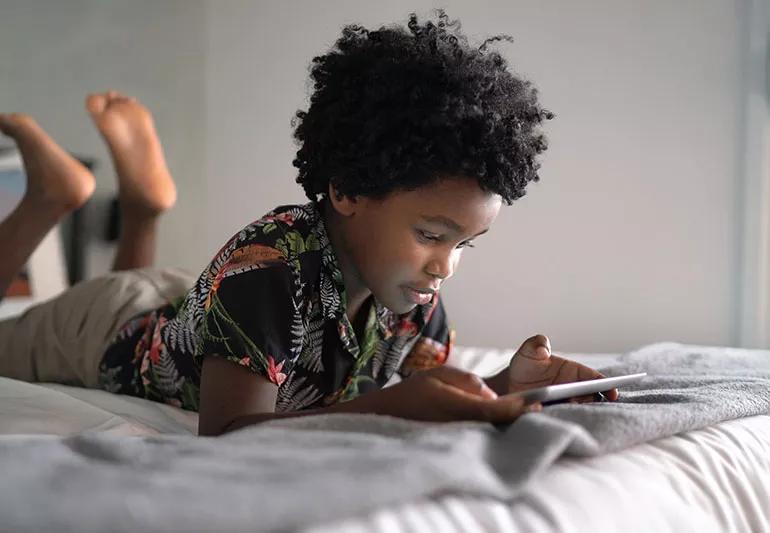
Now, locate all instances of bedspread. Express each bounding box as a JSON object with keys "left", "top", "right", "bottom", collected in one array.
[{"left": 0, "top": 342, "right": 768, "bottom": 532}]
